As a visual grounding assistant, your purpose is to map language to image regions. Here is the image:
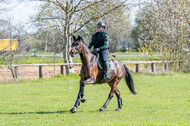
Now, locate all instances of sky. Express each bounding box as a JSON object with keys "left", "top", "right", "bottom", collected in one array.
[
  {"left": 0, "top": 0, "right": 41, "bottom": 32},
  {"left": 0, "top": 0, "right": 142, "bottom": 33},
  {"left": 0, "top": 1, "right": 39, "bottom": 23}
]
